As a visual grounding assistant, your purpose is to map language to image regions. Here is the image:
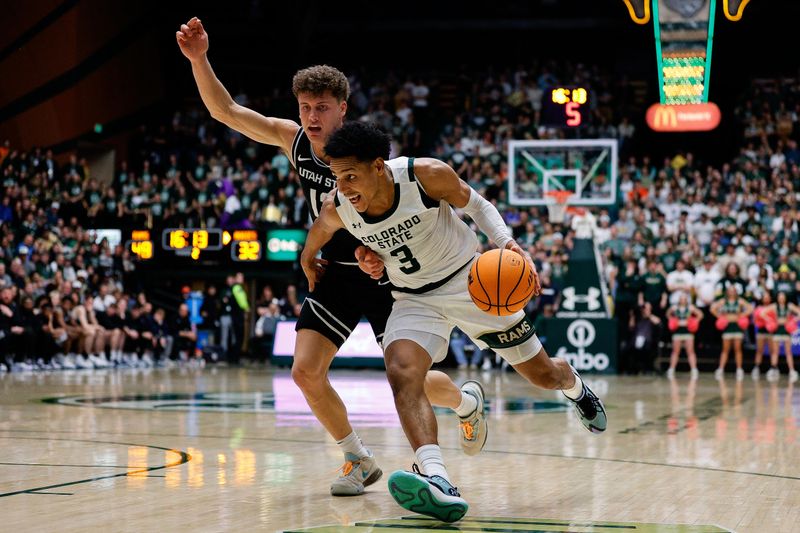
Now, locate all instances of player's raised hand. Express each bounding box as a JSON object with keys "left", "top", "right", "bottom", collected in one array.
[
  {"left": 301, "top": 256, "right": 328, "bottom": 292},
  {"left": 355, "top": 246, "right": 385, "bottom": 280},
  {"left": 176, "top": 17, "right": 208, "bottom": 62},
  {"left": 506, "top": 240, "right": 541, "bottom": 296}
]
